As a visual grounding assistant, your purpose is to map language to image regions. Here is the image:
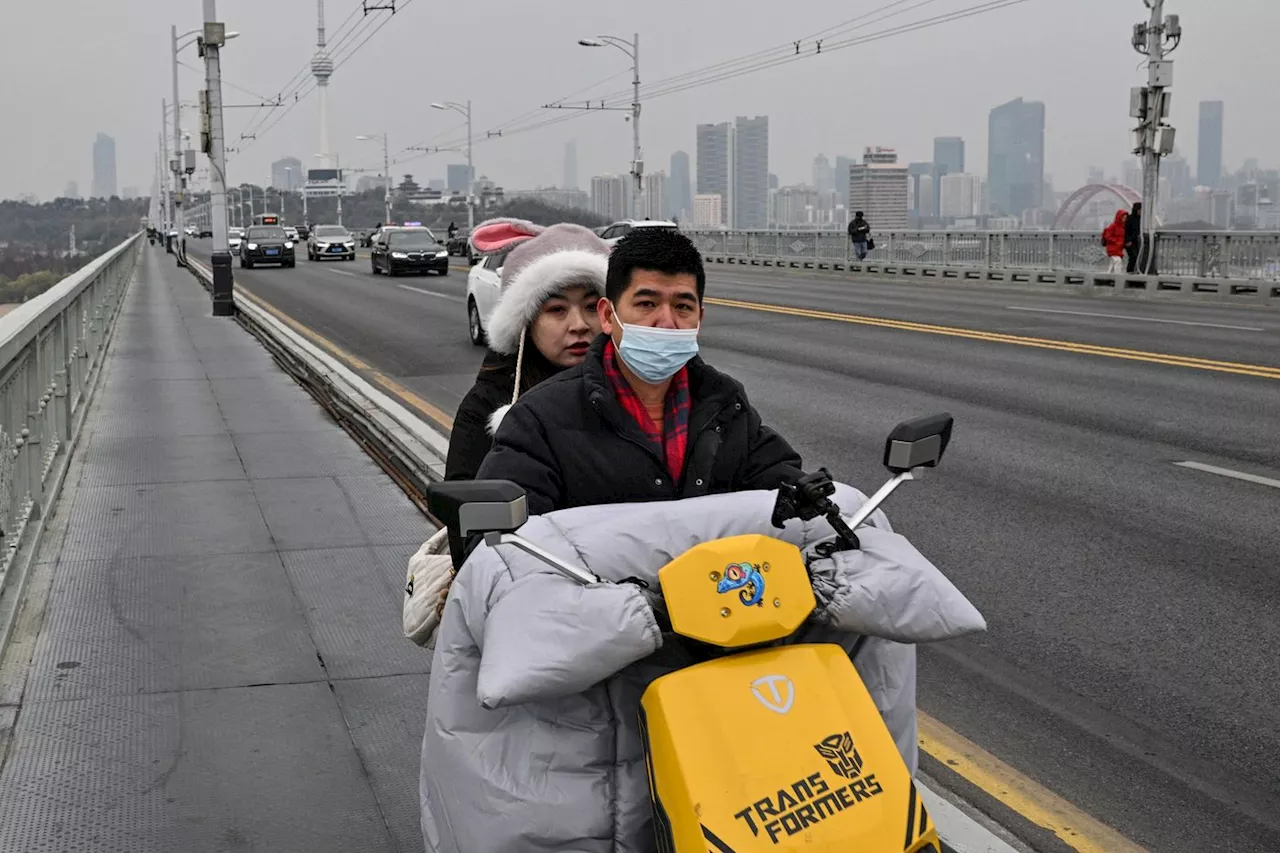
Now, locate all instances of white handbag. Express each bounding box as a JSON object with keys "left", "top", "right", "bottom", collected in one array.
[{"left": 403, "top": 527, "right": 454, "bottom": 648}]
